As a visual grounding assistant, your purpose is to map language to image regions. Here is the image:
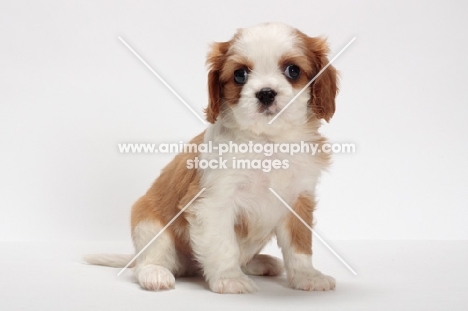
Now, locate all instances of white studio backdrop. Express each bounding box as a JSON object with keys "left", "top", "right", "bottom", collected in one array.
[{"left": 1, "top": 0, "right": 467, "bottom": 242}]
